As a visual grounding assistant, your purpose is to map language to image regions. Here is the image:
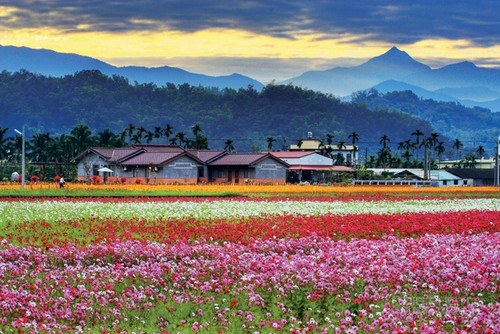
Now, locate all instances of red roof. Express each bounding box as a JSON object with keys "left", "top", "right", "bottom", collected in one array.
[
  {"left": 288, "top": 165, "right": 354, "bottom": 171},
  {"left": 186, "top": 150, "right": 226, "bottom": 162},
  {"left": 89, "top": 147, "right": 116, "bottom": 159},
  {"left": 121, "top": 152, "right": 183, "bottom": 166},
  {"left": 110, "top": 148, "right": 142, "bottom": 161},
  {"left": 209, "top": 153, "right": 267, "bottom": 166},
  {"left": 132, "top": 144, "right": 184, "bottom": 153}
]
